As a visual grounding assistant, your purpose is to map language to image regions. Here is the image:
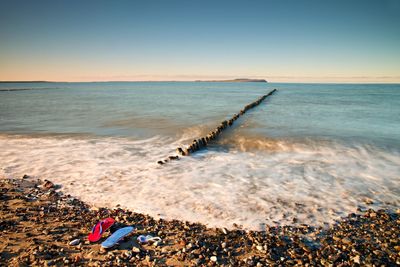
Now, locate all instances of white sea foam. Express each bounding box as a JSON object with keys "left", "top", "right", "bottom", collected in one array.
[{"left": 0, "top": 134, "right": 399, "bottom": 230}]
